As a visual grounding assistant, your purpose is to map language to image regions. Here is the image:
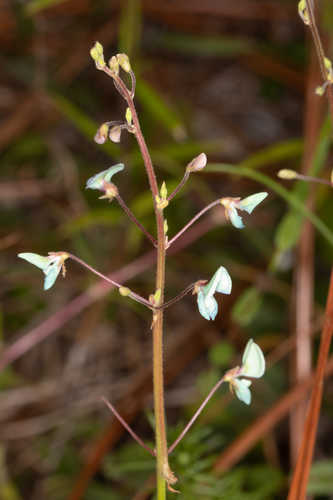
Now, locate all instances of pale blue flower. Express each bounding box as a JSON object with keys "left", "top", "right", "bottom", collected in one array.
[
  {"left": 221, "top": 192, "right": 268, "bottom": 229},
  {"left": 197, "top": 266, "right": 232, "bottom": 320},
  {"left": 86, "top": 164, "right": 124, "bottom": 191},
  {"left": 233, "top": 379, "right": 252, "bottom": 405},
  {"left": 18, "top": 252, "right": 68, "bottom": 290},
  {"left": 240, "top": 338, "right": 266, "bottom": 378},
  {"left": 228, "top": 339, "right": 265, "bottom": 405}
]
